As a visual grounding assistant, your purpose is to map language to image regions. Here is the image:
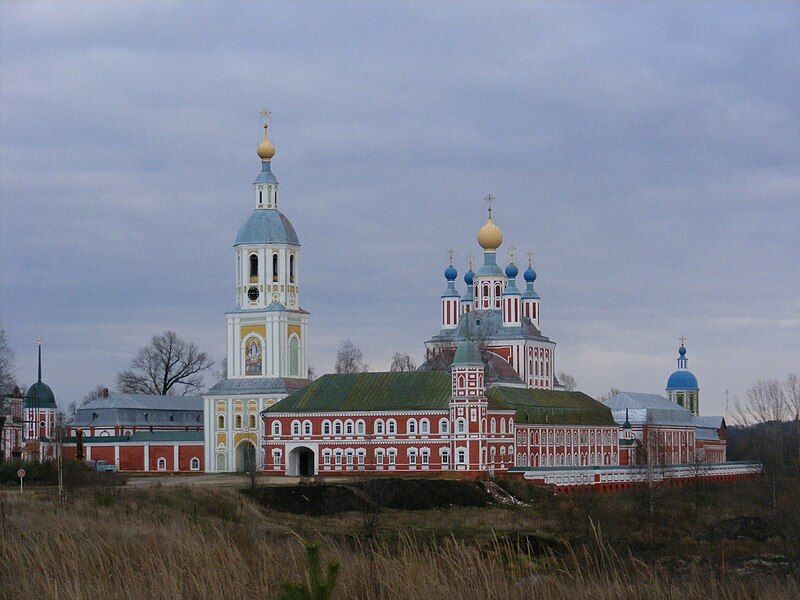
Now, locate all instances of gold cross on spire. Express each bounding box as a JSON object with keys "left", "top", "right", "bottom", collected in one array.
[
  {"left": 679, "top": 335, "right": 686, "bottom": 346},
  {"left": 447, "top": 247, "right": 455, "bottom": 265},
  {"left": 526, "top": 250, "right": 534, "bottom": 267},
  {"left": 485, "top": 193, "right": 495, "bottom": 219},
  {"left": 260, "top": 107, "right": 272, "bottom": 124}
]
